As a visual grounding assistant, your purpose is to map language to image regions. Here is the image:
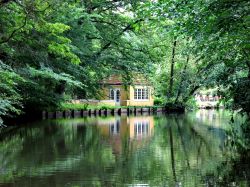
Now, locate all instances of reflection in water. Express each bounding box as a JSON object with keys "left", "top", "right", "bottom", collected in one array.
[
  {"left": 134, "top": 121, "right": 149, "bottom": 137},
  {"left": 96, "top": 116, "right": 153, "bottom": 155},
  {"left": 0, "top": 110, "right": 249, "bottom": 186},
  {"left": 97, "top": 116, "right": 153, "bottom": 139},
  {"left": 110, "top": 119, "right": 120, "bottom": 135}
]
